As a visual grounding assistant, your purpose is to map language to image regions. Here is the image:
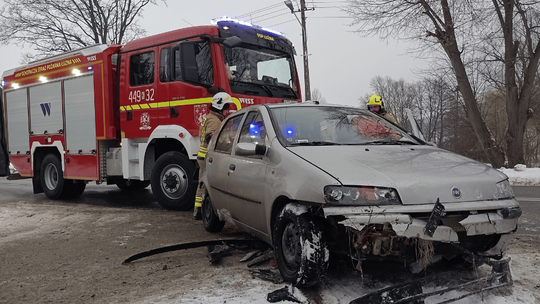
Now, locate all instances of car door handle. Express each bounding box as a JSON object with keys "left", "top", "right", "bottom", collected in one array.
[
  {"left": 229, "top": 164, "right": 236, "bottom": 171},
  {"left": 208, "top": 157, "right": 213, "bottom": 163}
]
